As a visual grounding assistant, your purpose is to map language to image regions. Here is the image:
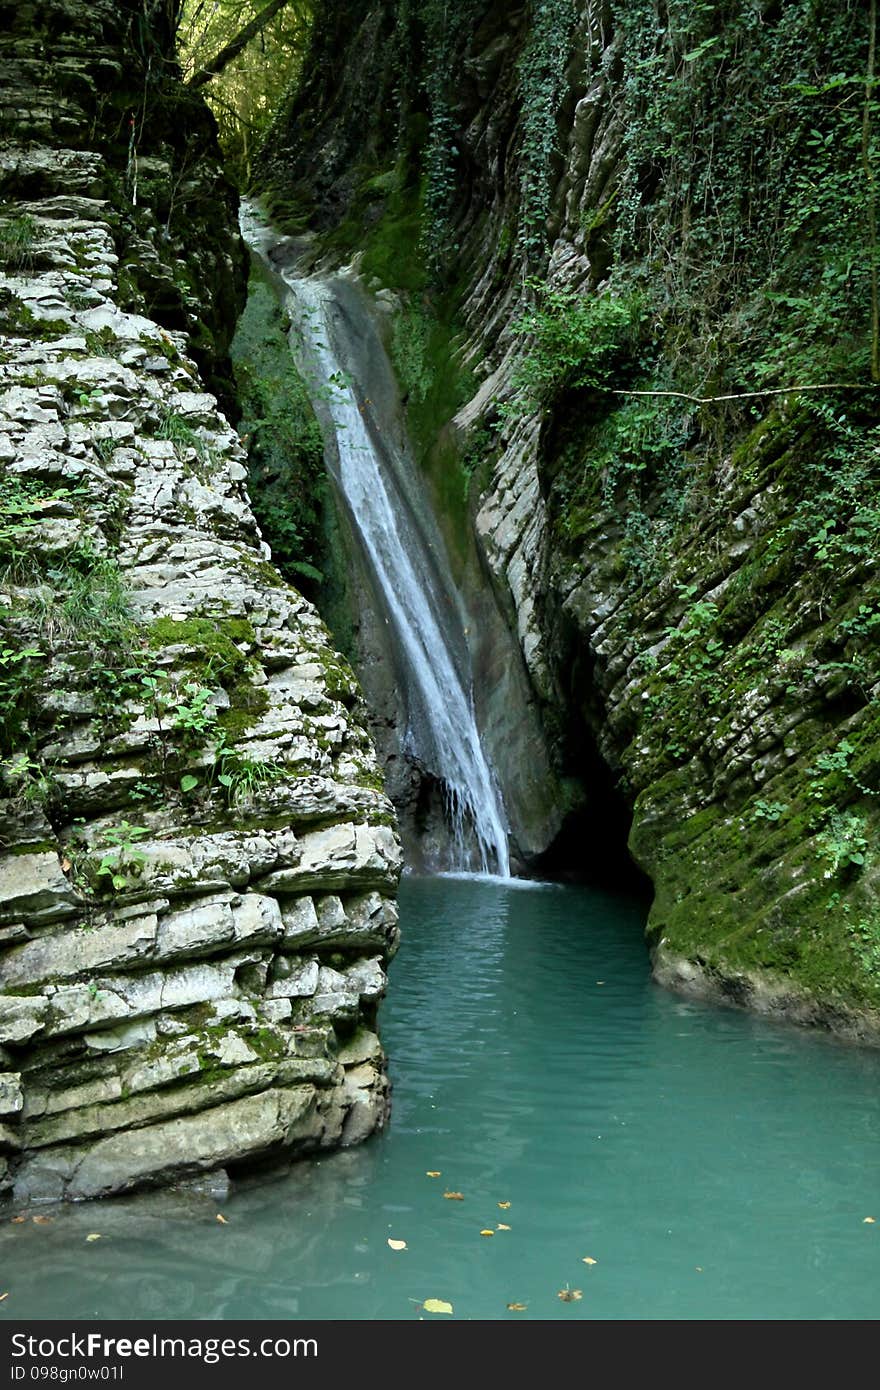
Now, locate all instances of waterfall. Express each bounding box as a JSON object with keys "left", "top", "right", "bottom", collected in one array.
[{"left": 241, "top": 206, "right": 510, "bottom": 877}]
